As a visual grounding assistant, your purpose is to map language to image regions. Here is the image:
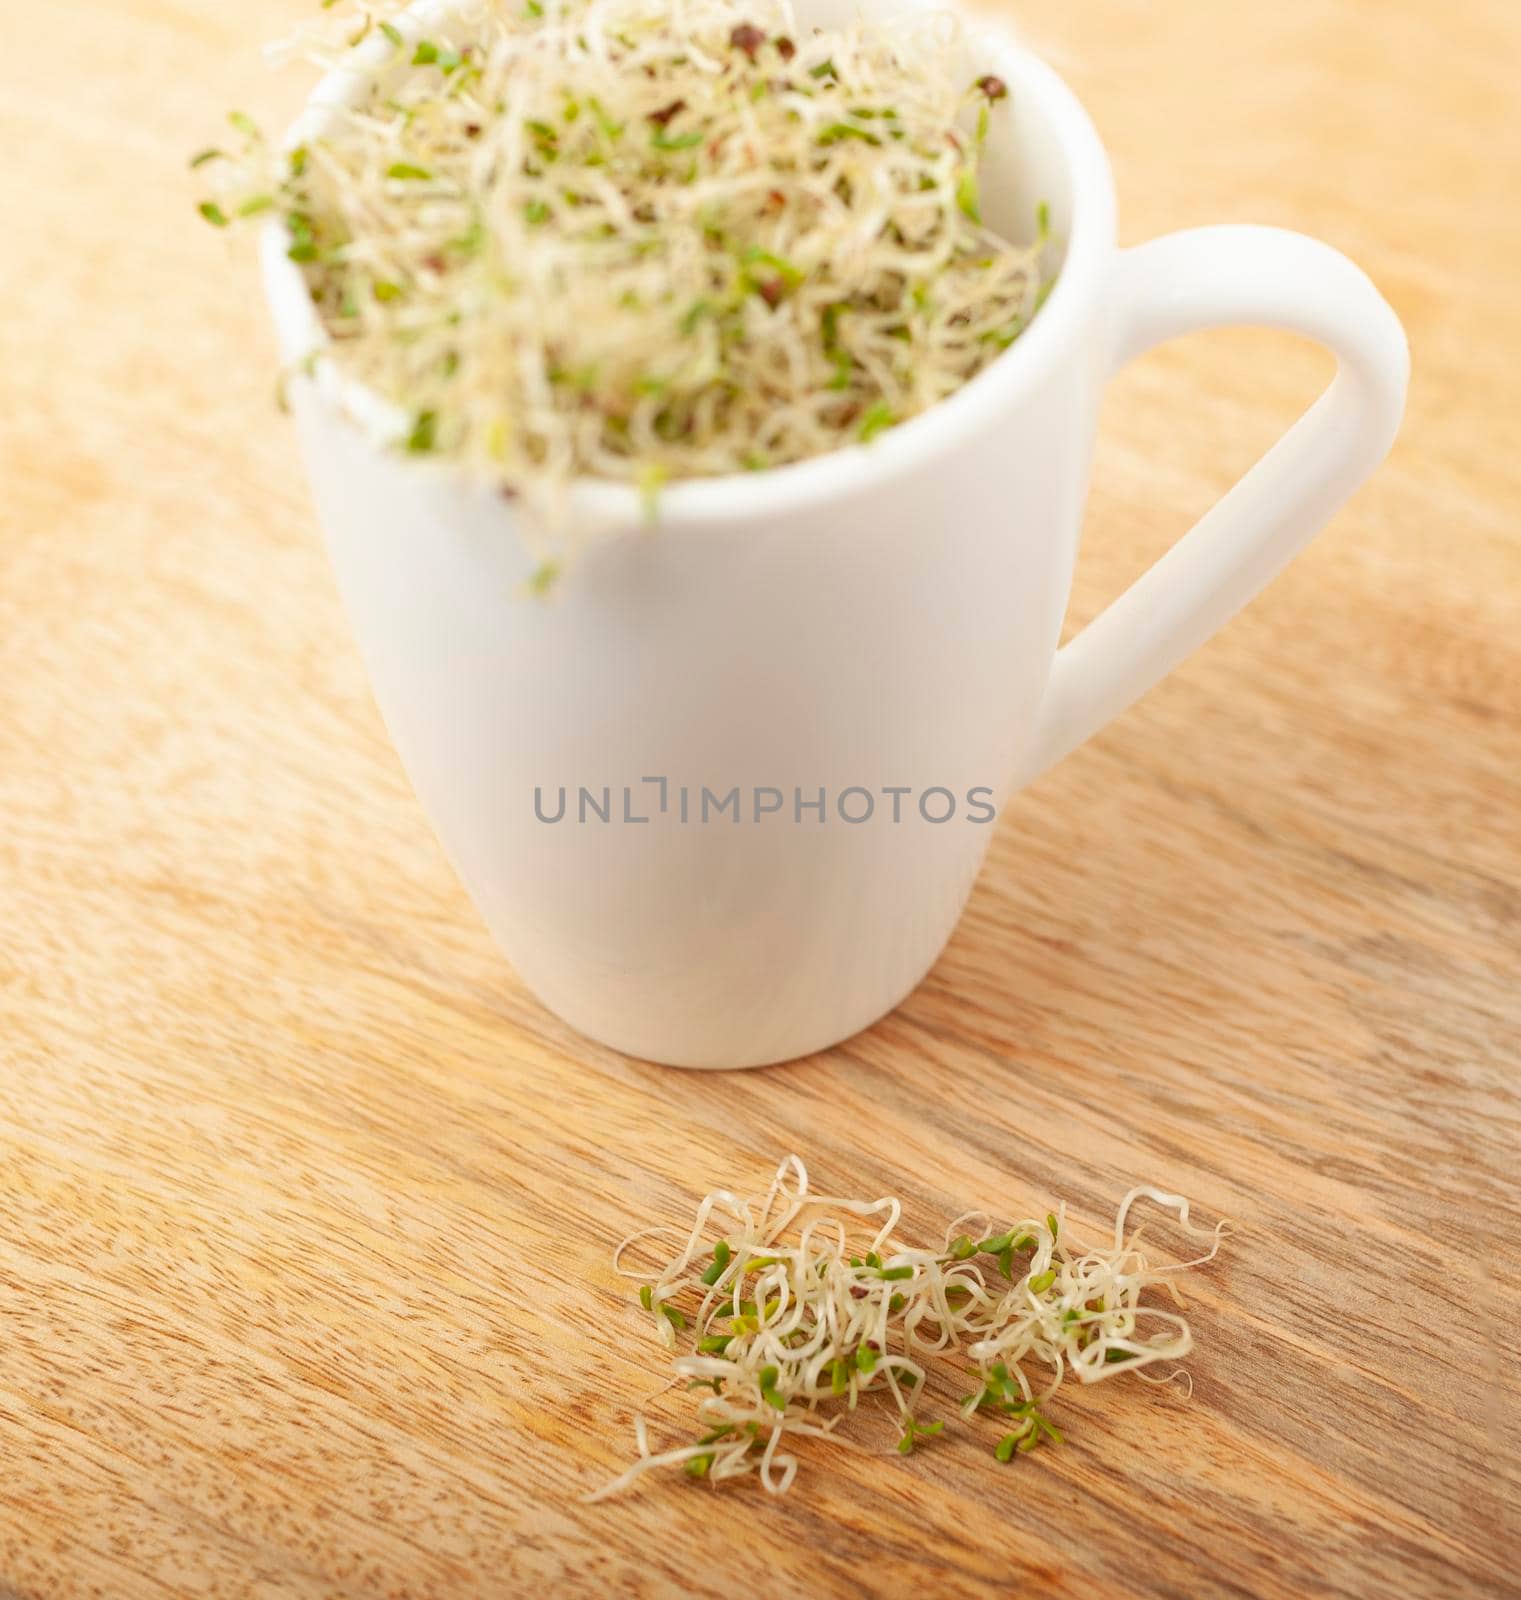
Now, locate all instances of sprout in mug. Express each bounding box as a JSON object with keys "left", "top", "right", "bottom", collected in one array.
[{"left": 195, "top": 0, "right": 1055, "bottom": 532}]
